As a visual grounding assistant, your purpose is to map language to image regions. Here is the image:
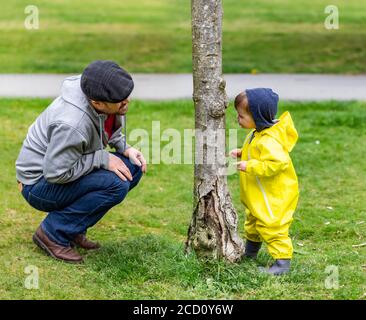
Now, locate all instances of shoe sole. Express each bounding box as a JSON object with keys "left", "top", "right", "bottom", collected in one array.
[
  {"left": 32, "top": 233, "right": 83, "bottom": 264},
  {"left": 70, "top": 241, "right": 101, "bottom": 250}
]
